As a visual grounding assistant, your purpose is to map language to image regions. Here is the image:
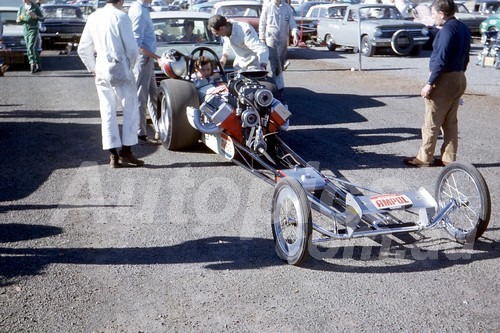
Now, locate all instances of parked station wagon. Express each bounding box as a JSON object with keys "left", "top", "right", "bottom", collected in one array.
[{"left": 317, "top": 4, "right": 429, "bottom": 56}]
